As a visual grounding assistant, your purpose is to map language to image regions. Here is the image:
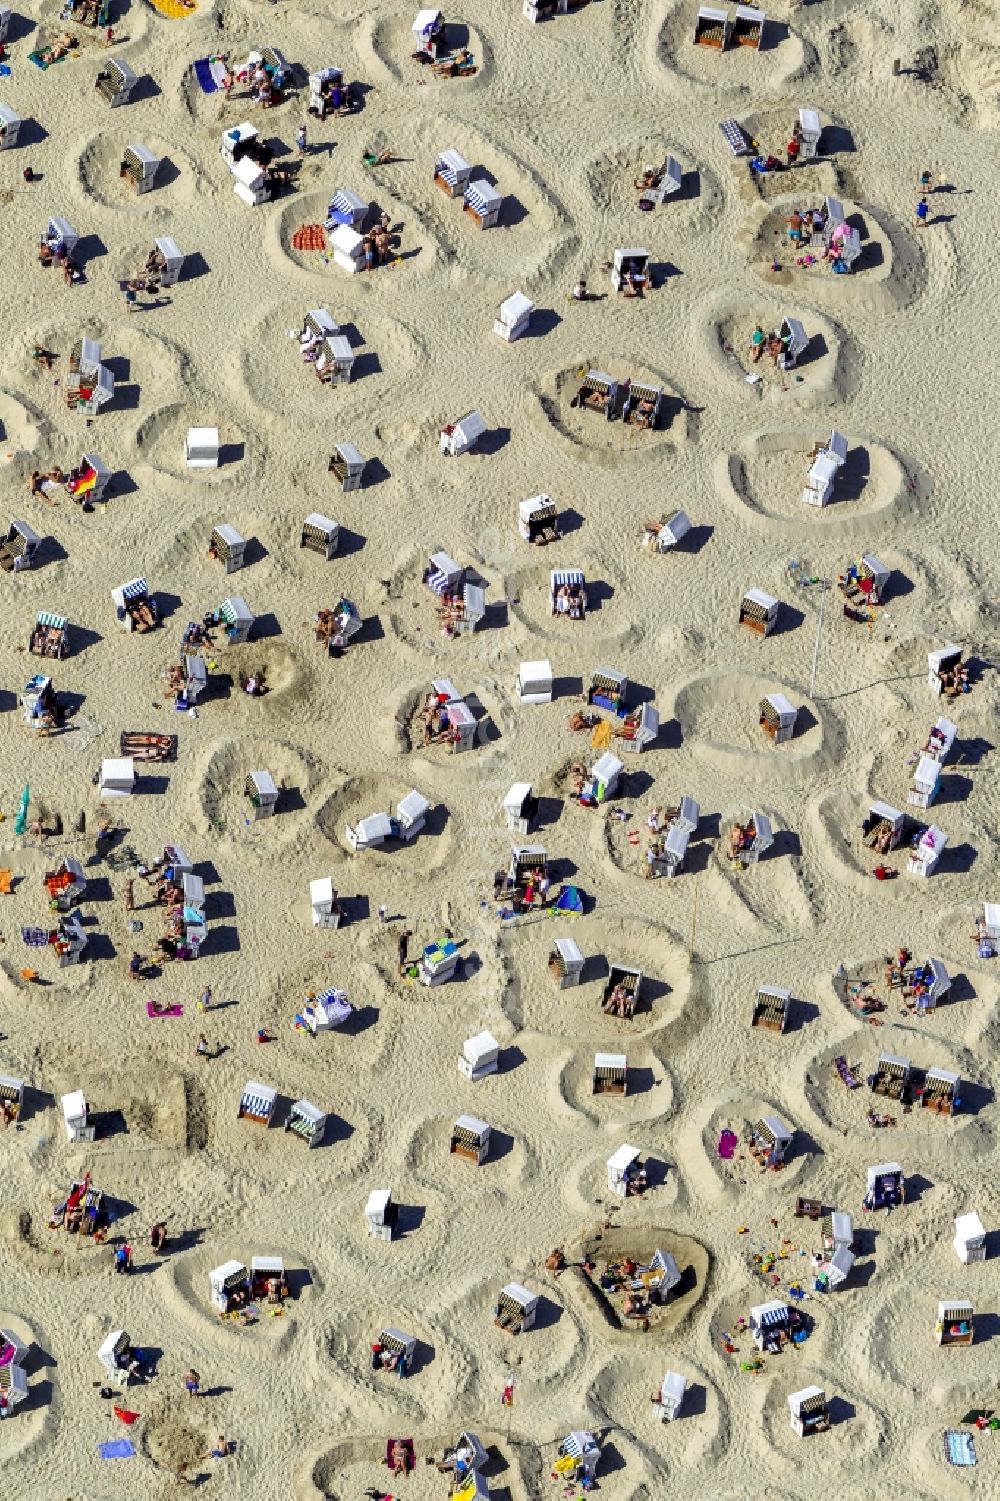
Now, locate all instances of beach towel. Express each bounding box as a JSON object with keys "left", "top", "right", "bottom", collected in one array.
[
  {"left": 21, "top": 926, "right": 51, "bottom": 947},
  {"left": 99, "top": 1439, "right": 136, "bottom": 1459},
  {"left": 718, "top": 1129, "right": 738, "bottom": 1159},
  {"left": 292, "top": 224, "right": 327, "bottom": 251},
  {"left": 193, "top": 56, "right": 218, "bottom": 93},
  {"left": 151, "top": 0, "right": 199, "bottom": 16},
  {"left": 29, "top": 51, "right": 71, "bottom": 70},
  {"left": 147, "top": 1001, "right": 183, "bottom": 1018},
  {"left": 113, "top": 1406, "right": 140, "bottom": 1424},
  {"left": 944, "top": 1430, "right": 976, "bottom": 1466}
]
